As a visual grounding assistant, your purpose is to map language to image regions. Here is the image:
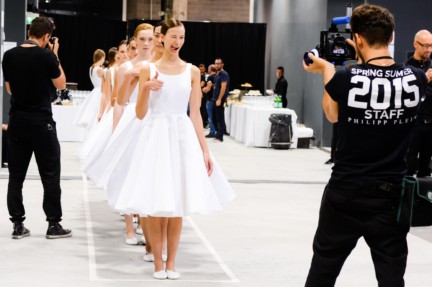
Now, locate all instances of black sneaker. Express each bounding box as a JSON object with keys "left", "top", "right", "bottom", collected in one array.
[
  {"left": 46, "top": 223, "right": 72, "bottom": 239},
  {"left": 12, "top": 222, "right": 30, "bottom": 239},
  {"left": 205, "top": 133, "right": 216, "bottom": 138}
]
